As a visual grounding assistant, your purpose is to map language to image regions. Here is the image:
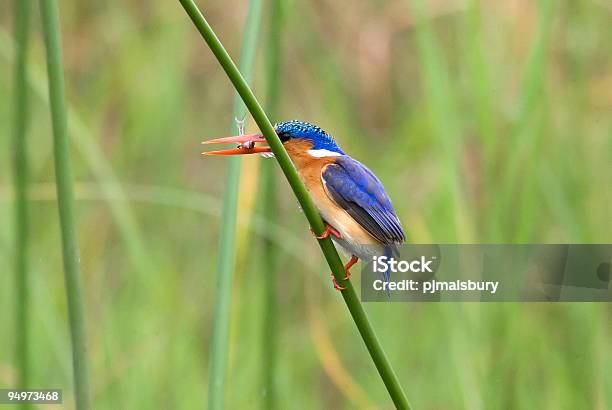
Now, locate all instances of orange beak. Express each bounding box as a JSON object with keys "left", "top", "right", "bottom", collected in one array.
[{"left": 201, "top": 133, "right": 272, "bottom": 156}]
